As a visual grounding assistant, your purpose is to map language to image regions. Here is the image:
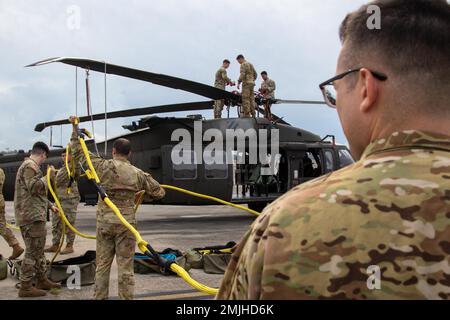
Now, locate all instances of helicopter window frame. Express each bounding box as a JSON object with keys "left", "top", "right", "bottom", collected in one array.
[
  {"left": 172, "top": 150, "right": 198, "bottom": 180},
  {"left": 337, "top": 148, "right": 354, "bottom": 168},
  {"left": 204, "top": 150, "right": 228, "bottom": 180},
  {"left": 302, "top": 150, "right": 322, "bottom": 178},
  {"left": 323, "top": 149, "right": 335, "bottom": 173}
]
